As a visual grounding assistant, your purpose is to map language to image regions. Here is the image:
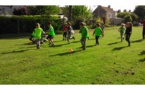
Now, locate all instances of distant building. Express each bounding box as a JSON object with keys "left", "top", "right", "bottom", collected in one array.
[
  {"left": 93, "top": 5, "right": 116, "bottom": 19},
  {"left": 93, "top": 5, "right": 123, "bottom": 25},
  {"left": 0, "top": 5, "right": 28, "bottom": 15}
]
